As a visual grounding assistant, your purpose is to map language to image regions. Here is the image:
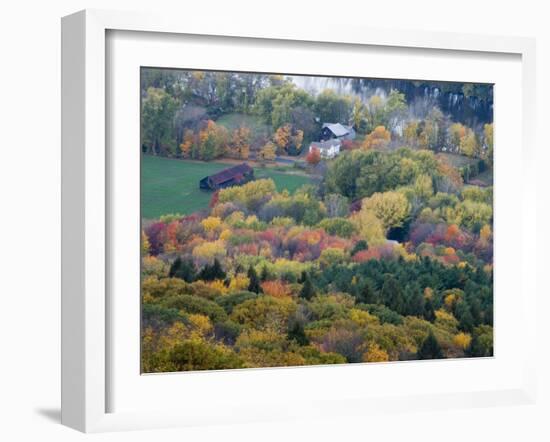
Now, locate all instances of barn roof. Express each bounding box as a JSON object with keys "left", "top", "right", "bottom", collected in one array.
[
  {"left": 208, "top": 163, "right": 253, "bottom": 185},
  {"left": 322, "top": 123, "right": 350, "bottom": 137}
]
